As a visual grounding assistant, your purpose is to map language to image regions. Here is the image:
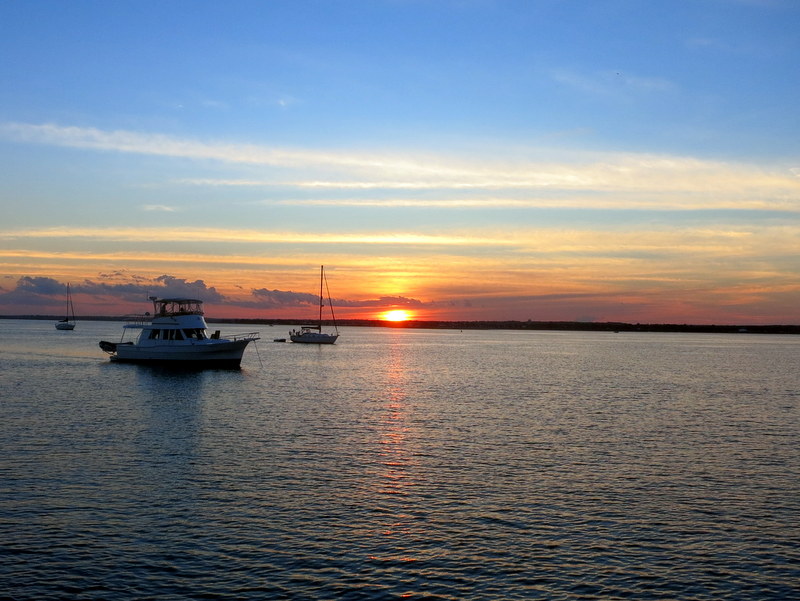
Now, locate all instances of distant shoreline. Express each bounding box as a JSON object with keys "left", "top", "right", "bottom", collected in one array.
[{"left": 3, "top": 315, "right": 798, "bottom": 335}]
